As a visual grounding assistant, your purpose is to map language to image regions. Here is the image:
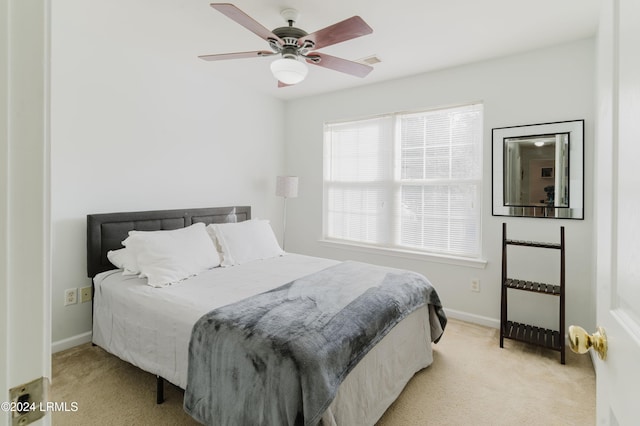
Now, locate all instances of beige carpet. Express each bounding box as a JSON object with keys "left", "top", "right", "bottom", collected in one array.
[{"left": 51, "top": 319, "right": 595, "bottom": 425}]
